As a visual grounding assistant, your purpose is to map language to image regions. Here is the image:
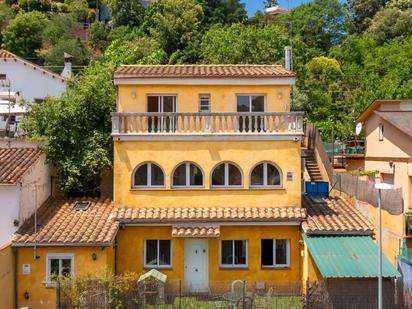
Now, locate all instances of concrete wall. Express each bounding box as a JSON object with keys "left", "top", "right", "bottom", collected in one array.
[
  {"left": 0, "top": 59, "right": 66, "bottom": 102},
  {"left": 0, "top": 186, "right": 19, "bottom": 245},
  {"left": 0, "top": 244, "right": 15, "bottom": 309}
]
